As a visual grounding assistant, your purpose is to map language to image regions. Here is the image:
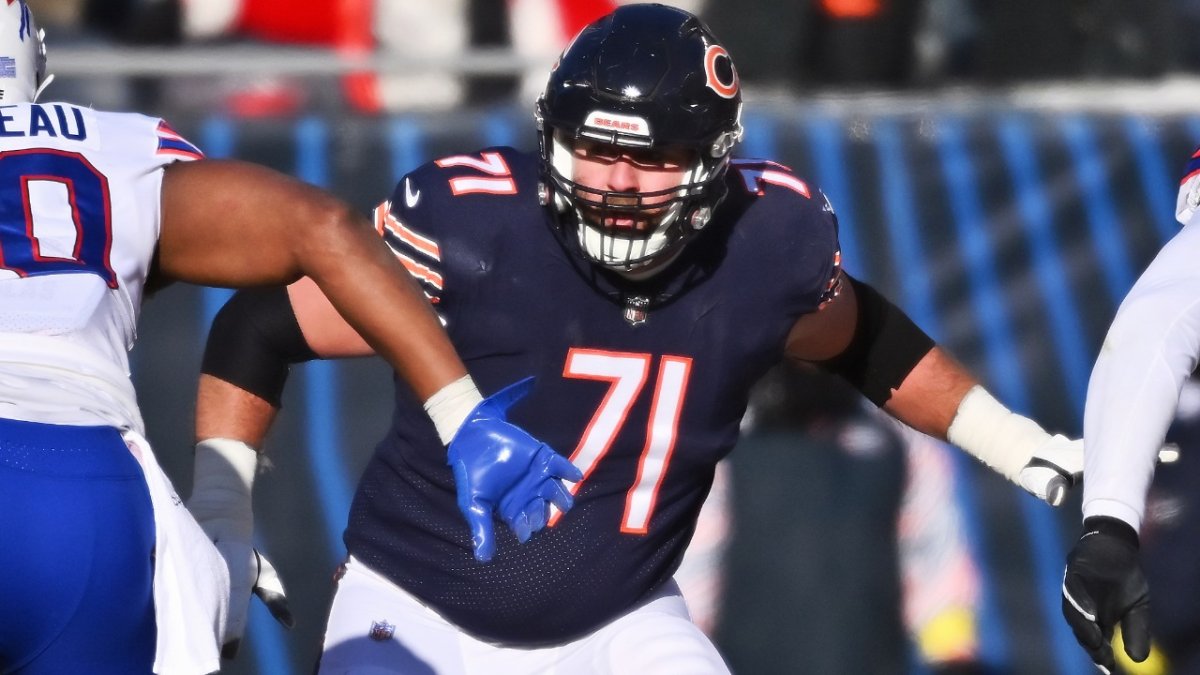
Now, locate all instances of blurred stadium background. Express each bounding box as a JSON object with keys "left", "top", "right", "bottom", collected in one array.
[{"left": 31, "top": 0, "right": 1200, "bottom": 673}]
